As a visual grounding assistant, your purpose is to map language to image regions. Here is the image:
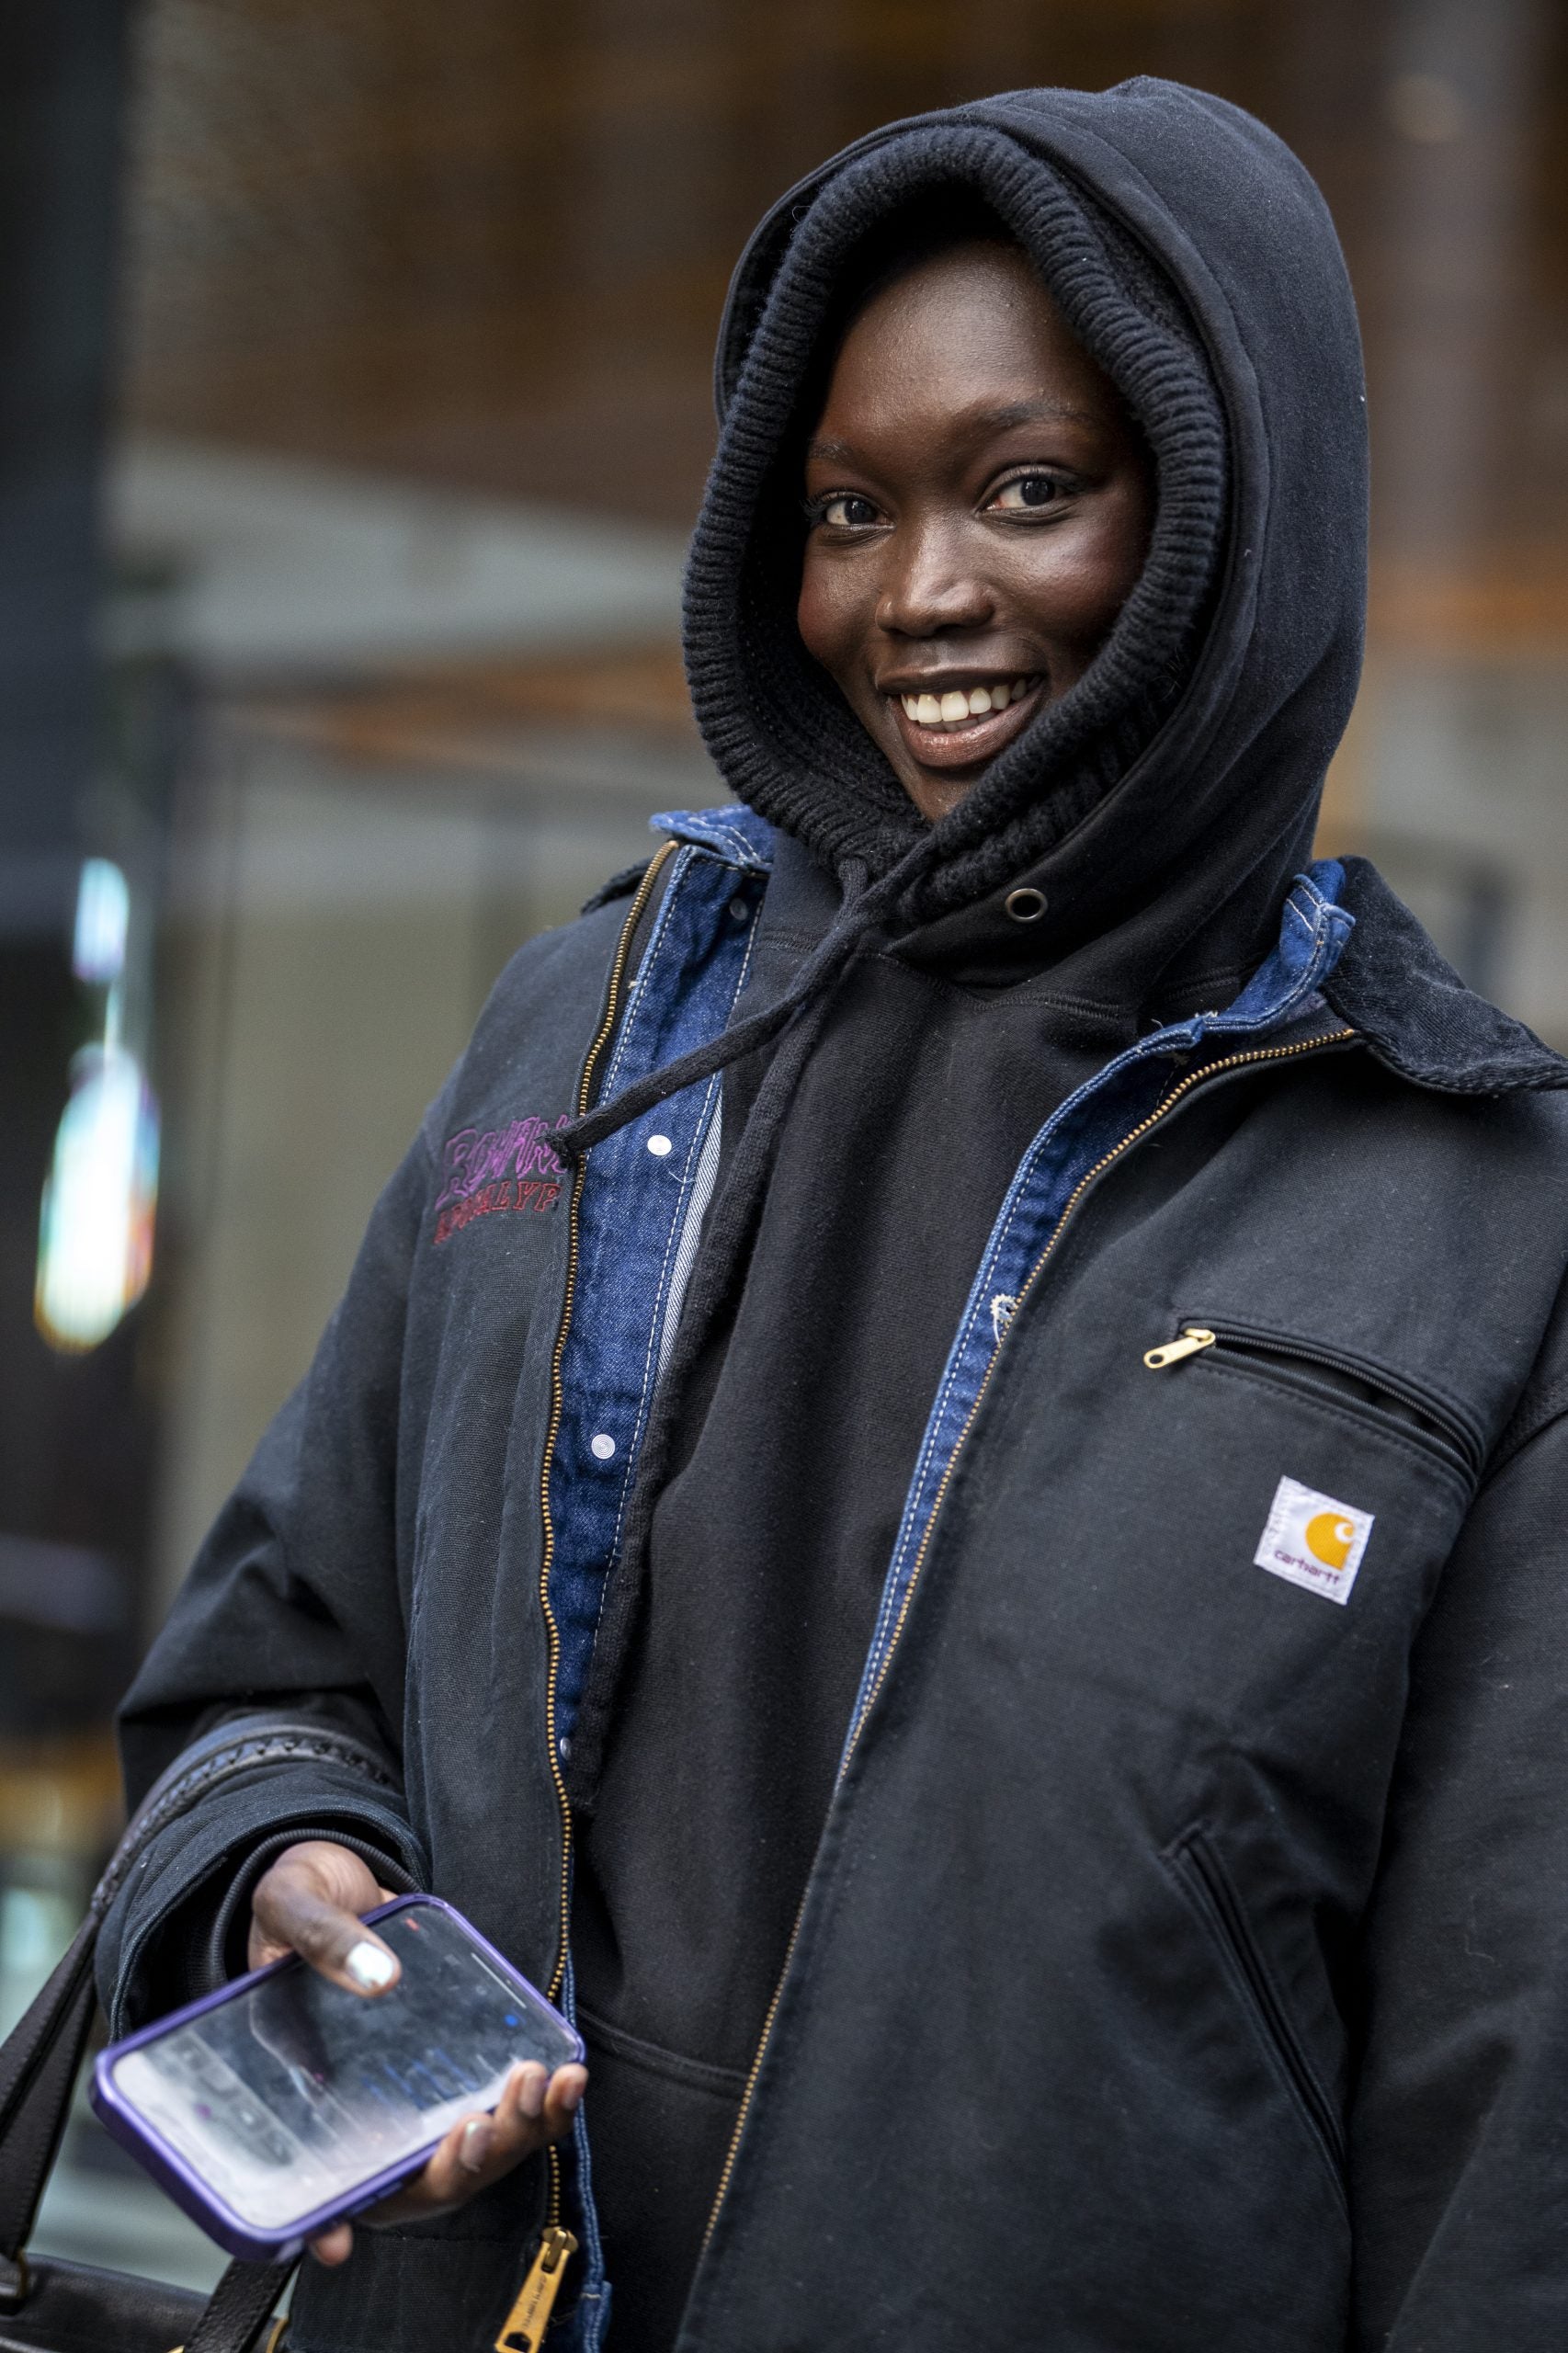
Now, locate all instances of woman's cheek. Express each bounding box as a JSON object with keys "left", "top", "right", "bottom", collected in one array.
[
  {"left": 1008, "top": 532, "right": 1142, "bottom": 676},
  {"left": 795, "top": 559, "right": 829, "bottom": 663},
  {"left": 796, "top": 559, "right": 855, "bottom": 677}
]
